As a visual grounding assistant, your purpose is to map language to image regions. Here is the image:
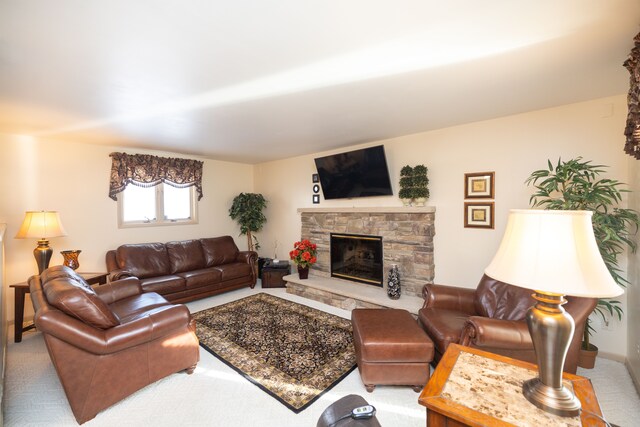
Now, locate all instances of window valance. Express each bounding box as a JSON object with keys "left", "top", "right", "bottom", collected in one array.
[
  {"left": 109, "top": 152, "right": 204, "bottom": 200},
  {"left": 624, "top": 32, "right": 640, "bottom": 159}
]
